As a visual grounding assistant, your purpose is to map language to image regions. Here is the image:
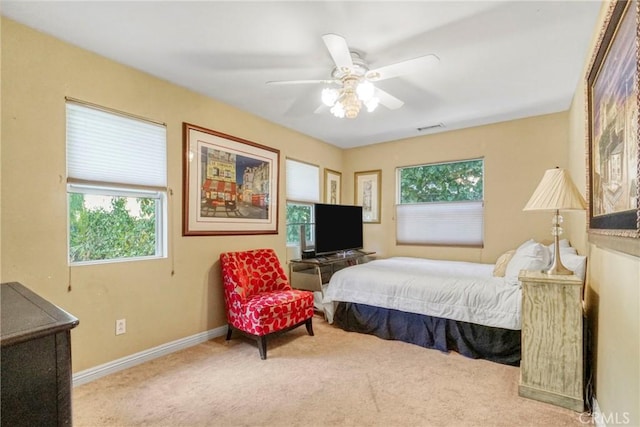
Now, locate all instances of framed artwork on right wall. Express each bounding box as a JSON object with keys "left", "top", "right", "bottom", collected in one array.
[{"left": 586, "top": 0, "right": 640, "bottom": 256}]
